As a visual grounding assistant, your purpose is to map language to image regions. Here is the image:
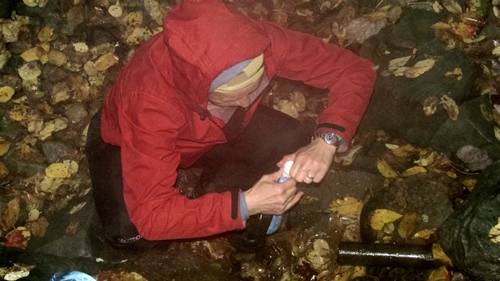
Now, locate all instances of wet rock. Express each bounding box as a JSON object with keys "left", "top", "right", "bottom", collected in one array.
[
  {"left": 42, "top": 64, "right": 68, "bottom": 84},
  {"left": 65, "top": 103, "right": 88, "bottom": 124},
  {"left": 0, "top": 120, "right": 22, "bottom": 141},
  {"left": 293, "top": 169, "right": 385, "bottom": 212},
  {"left": 27, "top": 192, "right": 103, "bottom": 260},
  {"left": 4, "top": 149, "right": 46, "bottom": 177},
  {"left": 358, "top": 7, "right": 492, "bottom": 157},
  {"left": 41, "top": 141, "right": 69, "bottom": 163},
  {"left": 430, "top": 94, "right": 500, "bottom": 163},
  {"left": 359, "top": 172, "right": 457, "bottom": 244},
  {"left": 439, "top": 161, "right": 500, "bottom": 281}
]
